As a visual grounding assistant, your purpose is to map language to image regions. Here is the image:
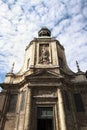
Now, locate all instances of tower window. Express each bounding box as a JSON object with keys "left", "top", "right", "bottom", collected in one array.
[
  {"left": 58, "top": 56, "right": 63, "bottom": 68},
  {"left": 73, "top": 93, "right": 85, "bottom": 112},
  {"left": 20, "top": 91, "right": 26, "bottom": 111},
  {"left": 27, "top": 58, "right": 30, "bottom": 69},
  {"left": 8, "top": 94, "right": 17, "bottom": 112}
]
